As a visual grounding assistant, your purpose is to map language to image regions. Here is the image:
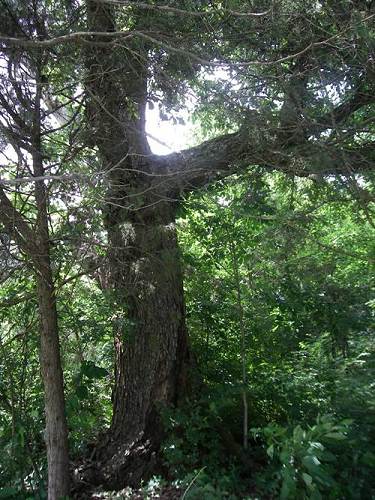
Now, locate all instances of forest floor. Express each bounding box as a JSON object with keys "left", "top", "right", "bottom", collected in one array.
[{"left": 90, "top": 485, "right": 183, "bottom": 499}]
